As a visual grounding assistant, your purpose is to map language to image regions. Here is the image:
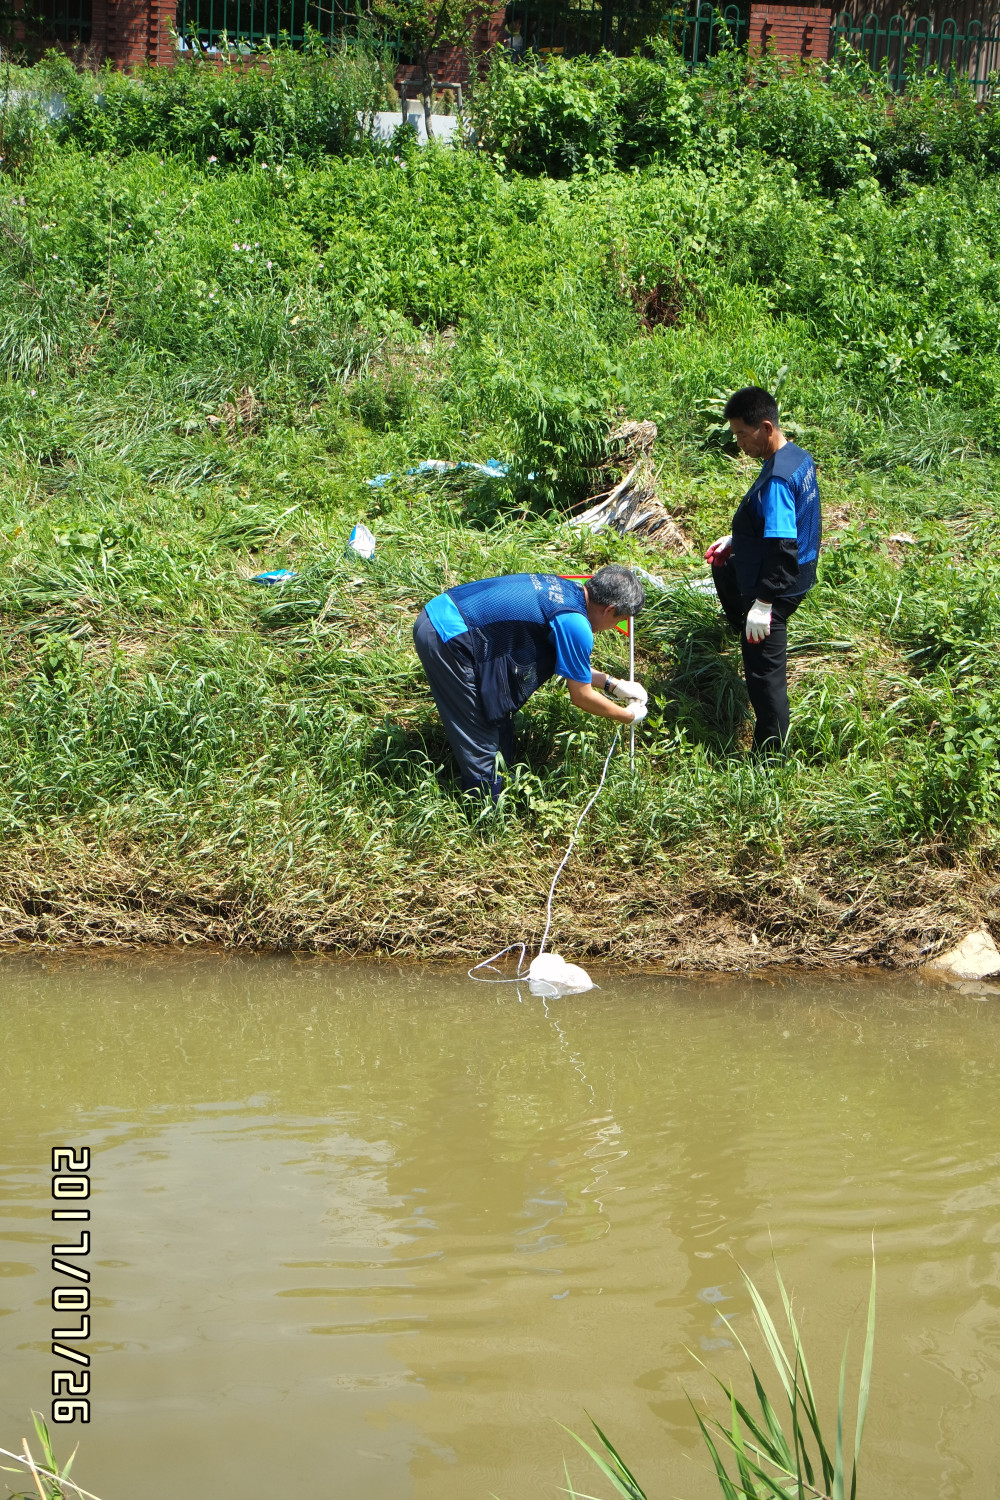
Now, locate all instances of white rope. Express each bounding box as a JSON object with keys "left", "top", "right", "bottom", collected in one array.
[
  {"left": 468, "top": 729, "right": 620, "bottom": 984},
  {"left": 629, "top": 615, "right": 636, "bottom": 770}
]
